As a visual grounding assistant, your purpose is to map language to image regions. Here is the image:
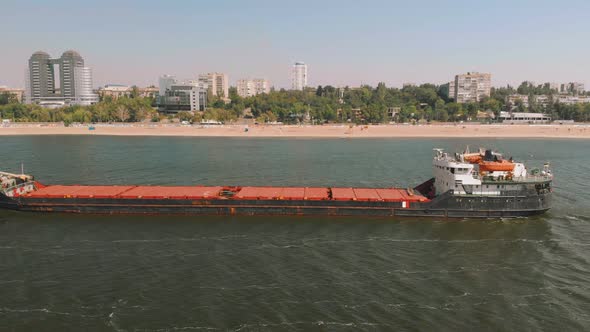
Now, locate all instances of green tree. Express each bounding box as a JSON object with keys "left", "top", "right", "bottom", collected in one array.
[
  {"left": 130, "top": 86, "right": 140, "bottom": 98},
  {"left": 177, "top": 111, "right": 193, "bottom": 122},
  {"left": 315, "top": 85, "right": 323, "bottom": 97},
  {"left": 0, "top": 92, "right": 18, "bottom": 105}
]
